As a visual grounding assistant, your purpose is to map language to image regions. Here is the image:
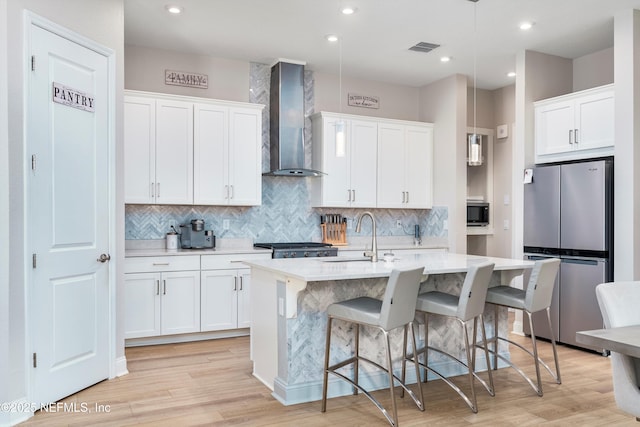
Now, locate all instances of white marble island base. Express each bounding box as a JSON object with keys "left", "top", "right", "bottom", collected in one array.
[{"left": 247, "top": 252, "right": 533, "bottom": 406}]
